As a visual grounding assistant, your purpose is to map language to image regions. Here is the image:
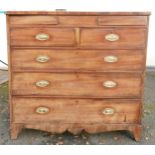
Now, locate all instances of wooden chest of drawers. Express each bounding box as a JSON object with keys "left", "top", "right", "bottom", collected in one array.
[{"left": 7, "top": 11, "right": 150, "bottom": 141}]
